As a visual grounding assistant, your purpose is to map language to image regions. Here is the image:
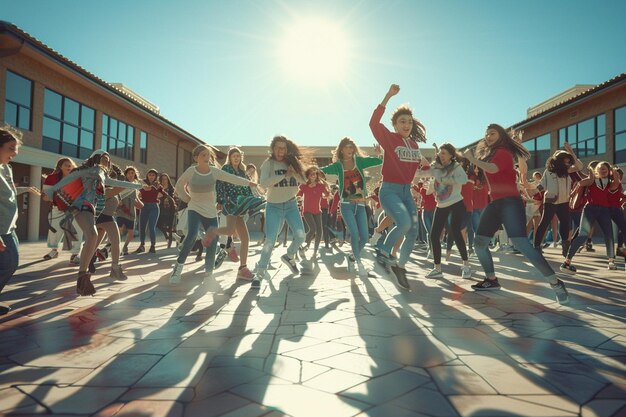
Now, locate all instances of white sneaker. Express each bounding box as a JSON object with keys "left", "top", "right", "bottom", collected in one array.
[
  {"left": 425, "top": 268, "right": 443, "bottom": 279},
  {"left": 461, "top": 265, "right": 472, "bottom": 279},
  {"left": 357, "top": 262, "right": 369, "bottom": 278},
  {"left": 169, "top": 262, "right": 184, "bottom": 285},
  {"left": 608, "top": 260, "right": 617, "bottom": 270}
]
